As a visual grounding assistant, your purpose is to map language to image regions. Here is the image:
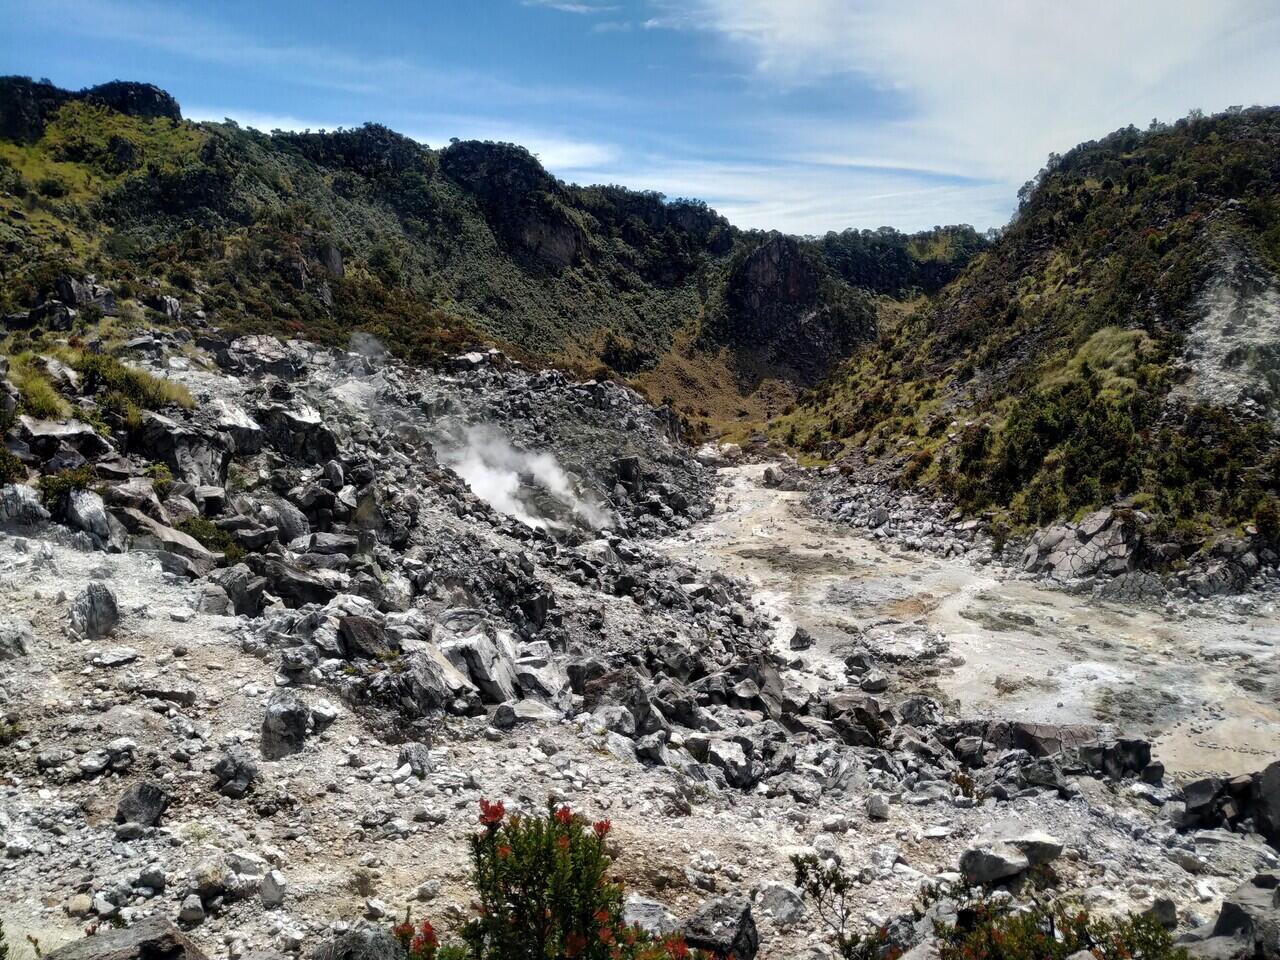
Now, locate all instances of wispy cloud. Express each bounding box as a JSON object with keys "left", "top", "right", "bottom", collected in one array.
[
  {"left": 652, "top": 0, "right": 1280, "bottom": 195},
  {"left": 16, "top": 0, "right": 627, "bottom": 109},
  {"left": 522, "top": 0, "right": 618, "bottom": 13}
]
